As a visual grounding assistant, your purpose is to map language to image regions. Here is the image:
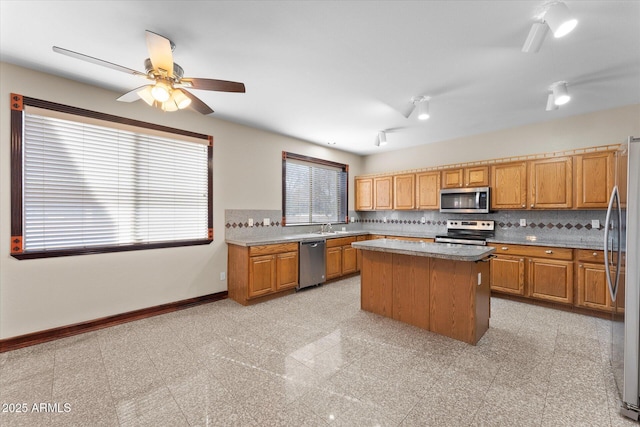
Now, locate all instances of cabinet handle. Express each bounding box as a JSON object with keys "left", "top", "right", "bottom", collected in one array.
[
  {"left": 579, "top": 264, "right": 584, "bottom": 268},
  {"left": 501, "top": 247, "right": 508, "bottom": 251},
  {"left": 593, "top": 252, "right": 598, "bottom": 257},
  {"left": 522, "top": 204, "right": 526, "bottom": 208},
  {"left": 520, "top": 258, "right": 524, "bottom": 262},
  {"left": 545, "top": 250, "right": 553, "bottom": 254},
  {"left": 530, "top": 204, "right": 534, "bottom": 208}
]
